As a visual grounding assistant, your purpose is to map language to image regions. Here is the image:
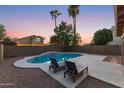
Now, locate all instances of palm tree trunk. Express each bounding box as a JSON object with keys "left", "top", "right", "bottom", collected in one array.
[
  {"left": 73, "top": 16, "right": 76, "bottom": 46},
  {"left": 54, "top": 17, "right": 57, "bottom": 28}
]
